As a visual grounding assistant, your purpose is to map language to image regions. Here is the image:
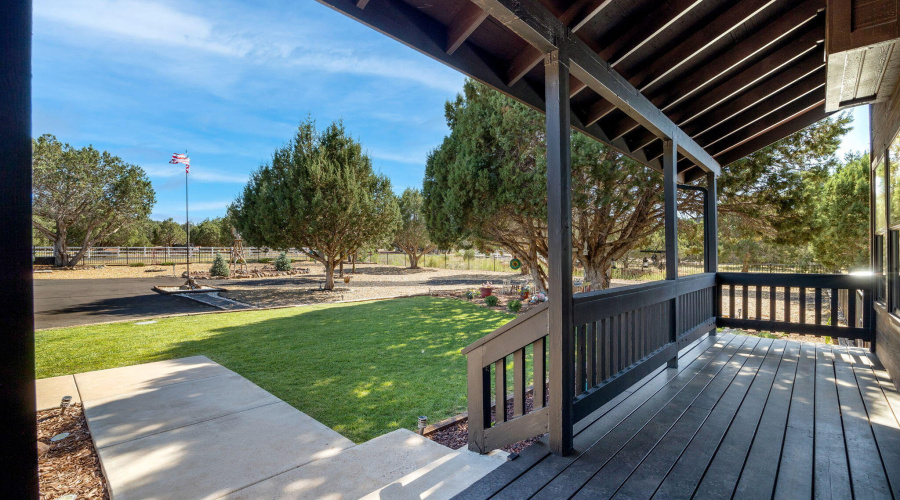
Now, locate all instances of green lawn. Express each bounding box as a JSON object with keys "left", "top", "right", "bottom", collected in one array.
[{"left": 36, "top": 296, "right": 513, "bottom": 443}]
